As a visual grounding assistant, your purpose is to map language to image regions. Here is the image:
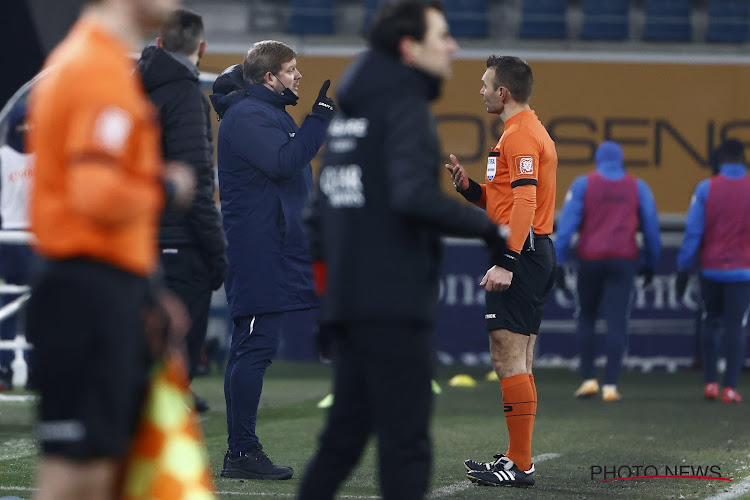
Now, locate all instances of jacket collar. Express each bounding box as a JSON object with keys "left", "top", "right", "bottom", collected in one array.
[{"left": 243, "top": 81, "right": 298, "bottom": 109}]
